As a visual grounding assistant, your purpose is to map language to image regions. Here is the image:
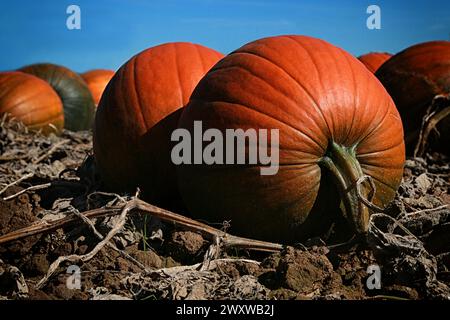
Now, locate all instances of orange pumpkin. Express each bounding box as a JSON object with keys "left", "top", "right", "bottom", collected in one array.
[
  {"left": 177, "top": 35, "right": 405, "bottom": 242},
  {"left": 0, "top": 72, "right": 64, "bottom": 134},
  {"left": 19, "top": 63, "right": 95, "bottom": 132},
  {"left": 376, "top": 41, "right": 450, "bottom": 156},
  {"left": 81, "top": 69, "right": 115, "bottom": 106},
  {"left": 94, "top": 42, "right": 223, "bottom": 209},
  {"left": 358, "top": 52, "right": 392, "bottom": 73}
]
